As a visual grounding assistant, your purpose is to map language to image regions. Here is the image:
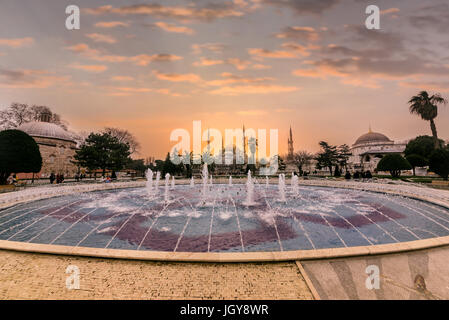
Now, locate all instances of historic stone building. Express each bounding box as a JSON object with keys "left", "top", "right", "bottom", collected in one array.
[
  {"left": 17, "top": 113, "right": 78, "bottom": 178},
  {"left": 348, "top": 129, "right": 408, "bottom": 173}
]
